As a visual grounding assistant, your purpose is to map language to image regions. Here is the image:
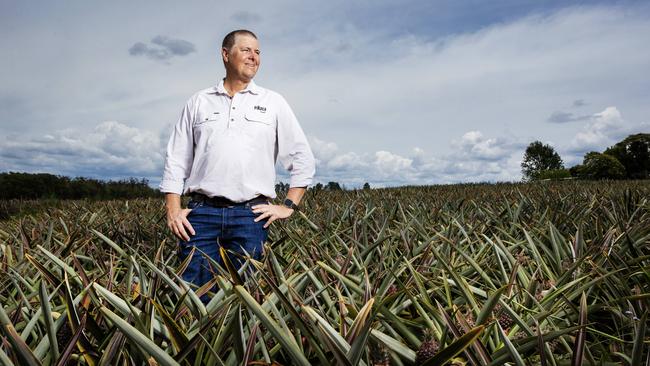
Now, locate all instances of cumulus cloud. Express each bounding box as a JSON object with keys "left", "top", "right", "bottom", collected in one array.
[
  {"left": 151, "top": 36, "right": 195, "bottom": 55},
  {"left": 301, "top": 130, "right": 524, "bottom": 187},
  {"left": 547, "top": 111, "right": 591, "bottom": 123},
  {"left": 572, "top": 99, "right": 587, "bottom": 107},
  {"left": 305, "top": 136, "right": 414, "bottom": 186},
  {"left": 0, "top": 121, "right": 164, "bottom": 180},
  {"left": 439, "top": 131, "right": 524, "bottom": 182},
  {"left": 568, "top": 107, "right": 635, "bottom": 153},
  {"left": 309, "top": 137, "right": 339, "bottom": 163},
  {"left": 561, "top": 106, "right": 649, "bottom": 165},
  {"left": 452, "top": 131, "right": 517, "bottom": 161},
  {"left": 374, "top": 151, "right": 413, "bottom": 177},
  {"left": 326, "top": 152, "right": 366, "bottom": 171},
  {"left": 129, "top": 35, "right": 196, "bottom": 61},
  {"left": 3, "top": 3, "right": 650, "bottom": 187},
  {"left": 276, "top": 5, "right": 650, "bottom": 166}
]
